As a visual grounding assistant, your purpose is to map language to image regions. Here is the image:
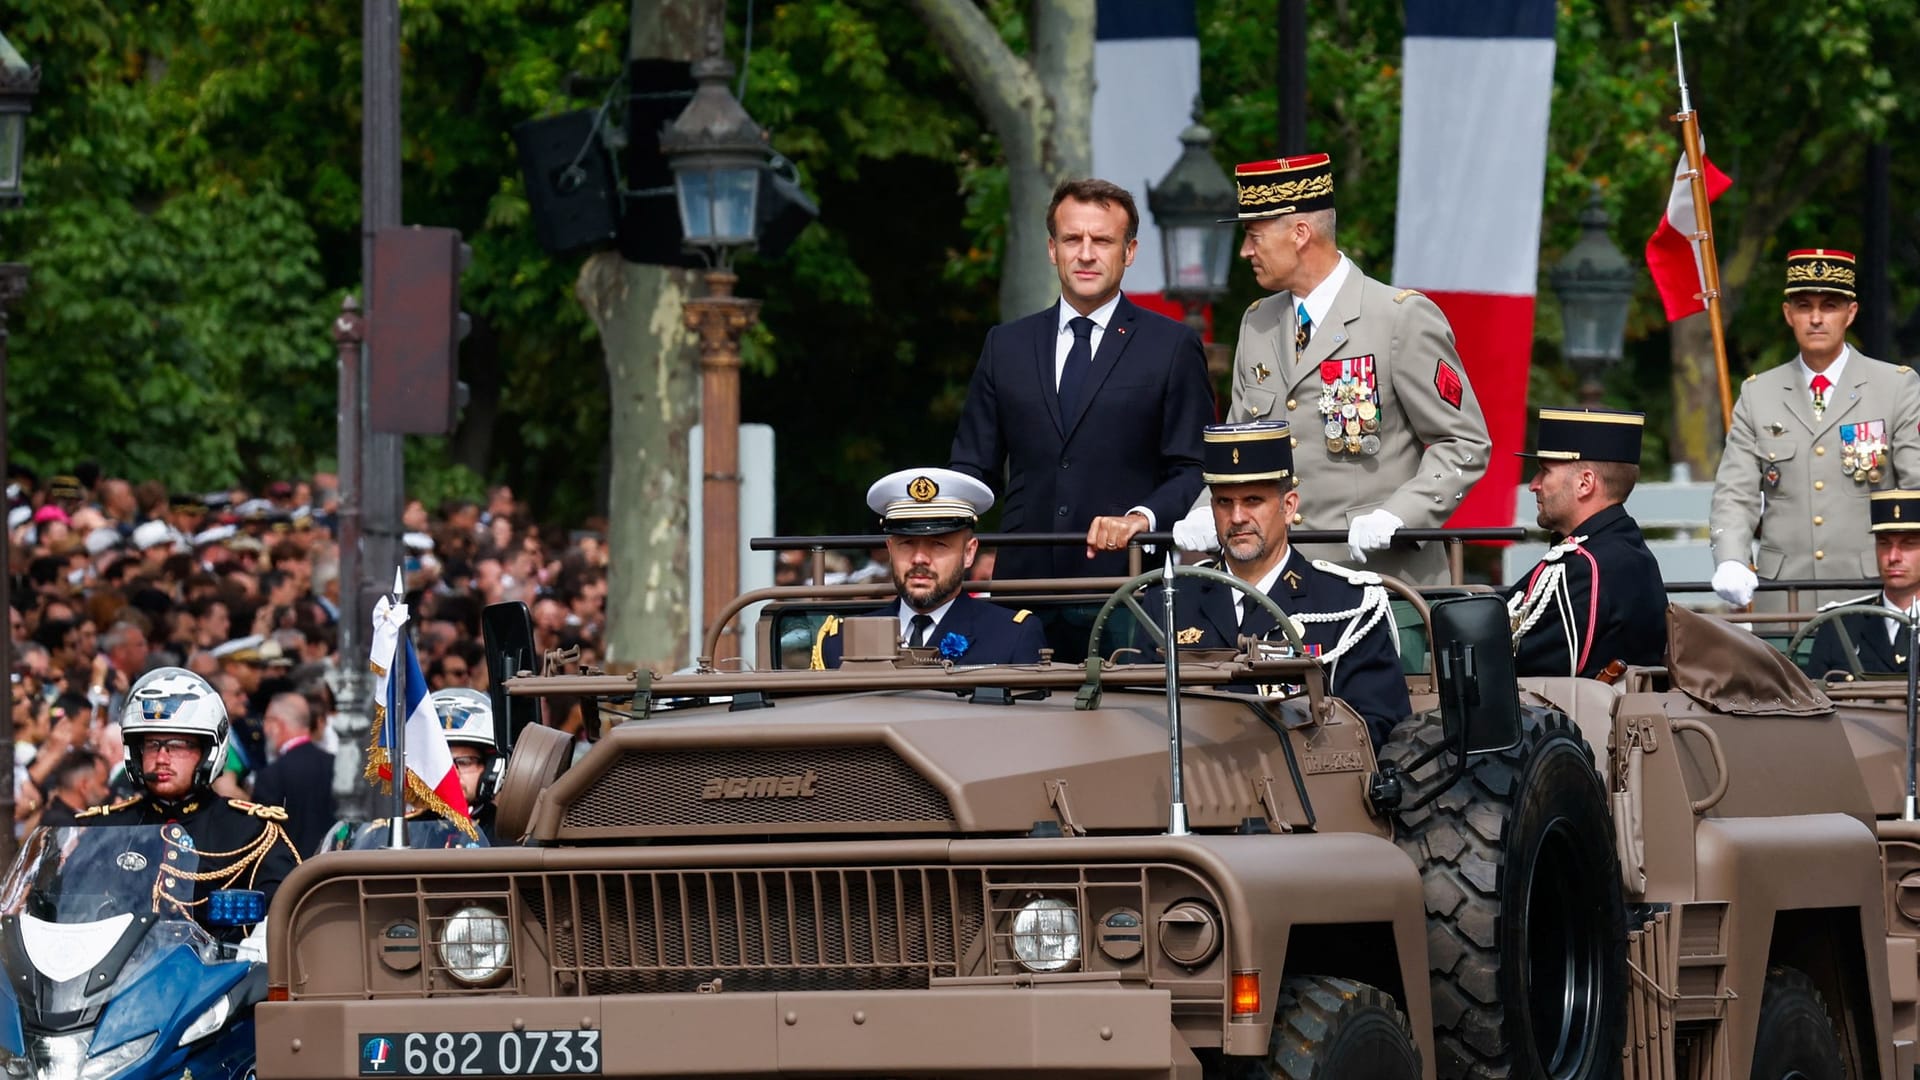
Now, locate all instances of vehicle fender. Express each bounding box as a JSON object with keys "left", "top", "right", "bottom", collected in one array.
[
  {"left": 1694, "top": 814, "right": 1894, "bottom": 1080},
  {"left": 93, "top": 945, "right": 250, "bottom": 1055}
]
